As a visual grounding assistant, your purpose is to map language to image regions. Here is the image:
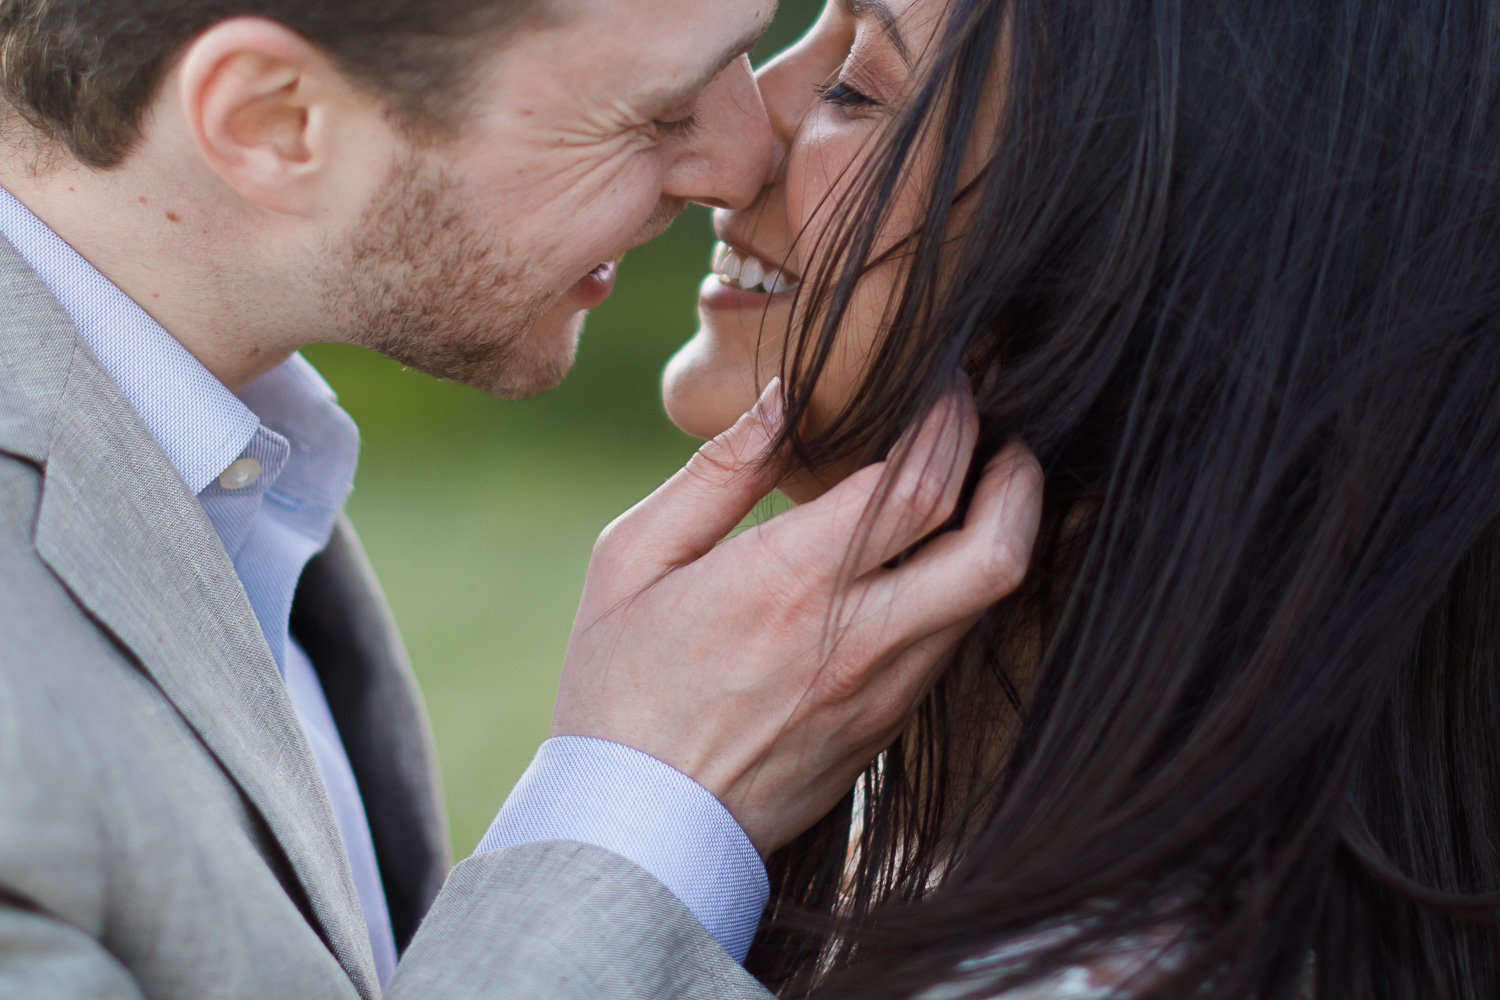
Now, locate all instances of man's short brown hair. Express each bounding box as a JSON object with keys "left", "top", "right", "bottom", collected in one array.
[{"left": 0, "top": 0, "right": 532, "bottom": 168}]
